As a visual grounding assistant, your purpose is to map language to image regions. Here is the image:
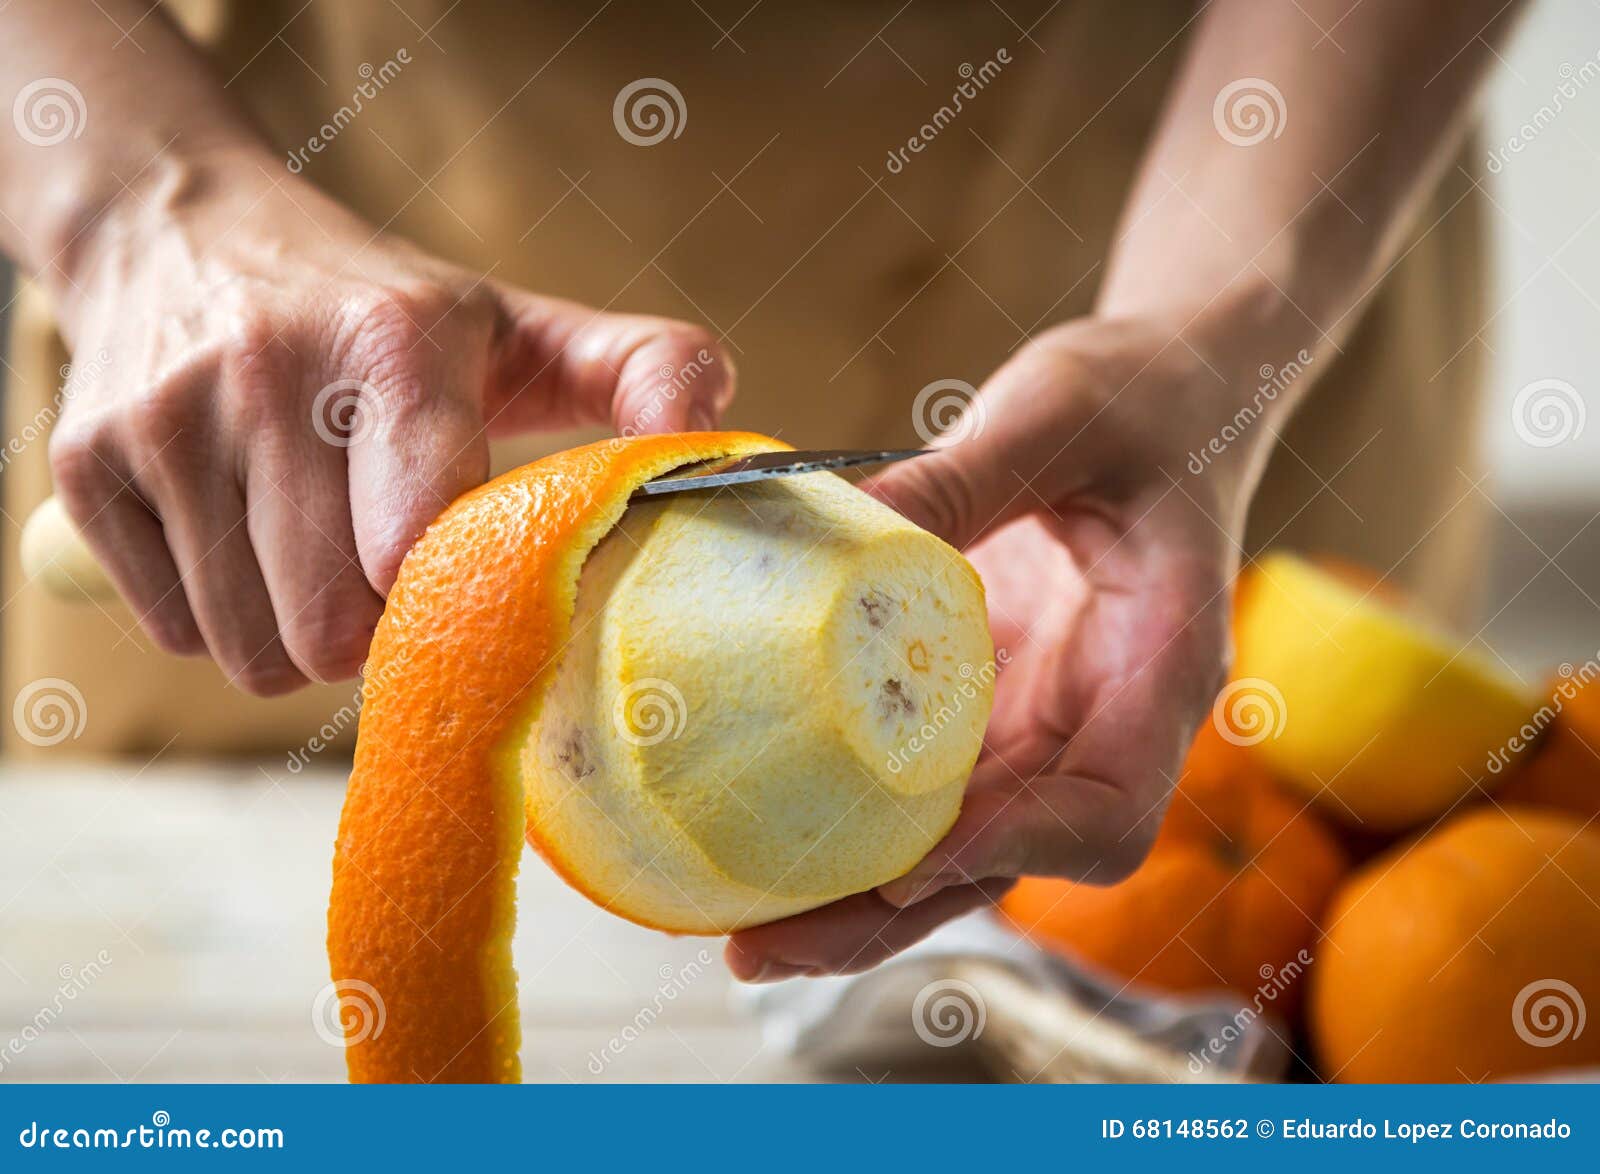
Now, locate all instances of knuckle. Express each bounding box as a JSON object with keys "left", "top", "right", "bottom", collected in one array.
[
  {"left": 47, "top": 419, "right": 114, "bottom": 503},
  {"left": 125, "top": 378, "right": 203, "bottom": 457},
  {"left": 222, "top": 327, "right": 299, "bottom": 433},
  {"left": 143, "top": 613, "right": 206, "bottom": 658},
  {"left": 659, "top": 325, "right": 731, "bottom": 384},
  {"left": 230, "top": 653, "right": 307, "bottom": 698},
  {"left": 284, "top": 614, "right": 377, "bottom": 684},
  {"left": 347, "top": 282, "right": 467, "bottom": 358}
]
